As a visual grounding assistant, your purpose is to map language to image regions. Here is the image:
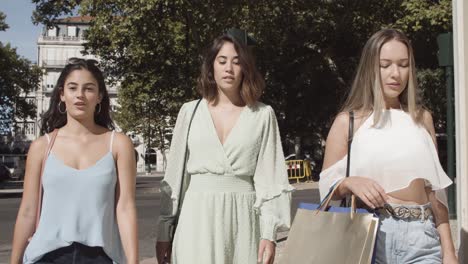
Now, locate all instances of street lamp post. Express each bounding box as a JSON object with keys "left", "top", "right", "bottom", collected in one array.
[
  {"left": 146, "top": 101, "right": 152, "bottom": 174},
  {"left": 437, "top": 33, "right": 456, "bottom": 218}
]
